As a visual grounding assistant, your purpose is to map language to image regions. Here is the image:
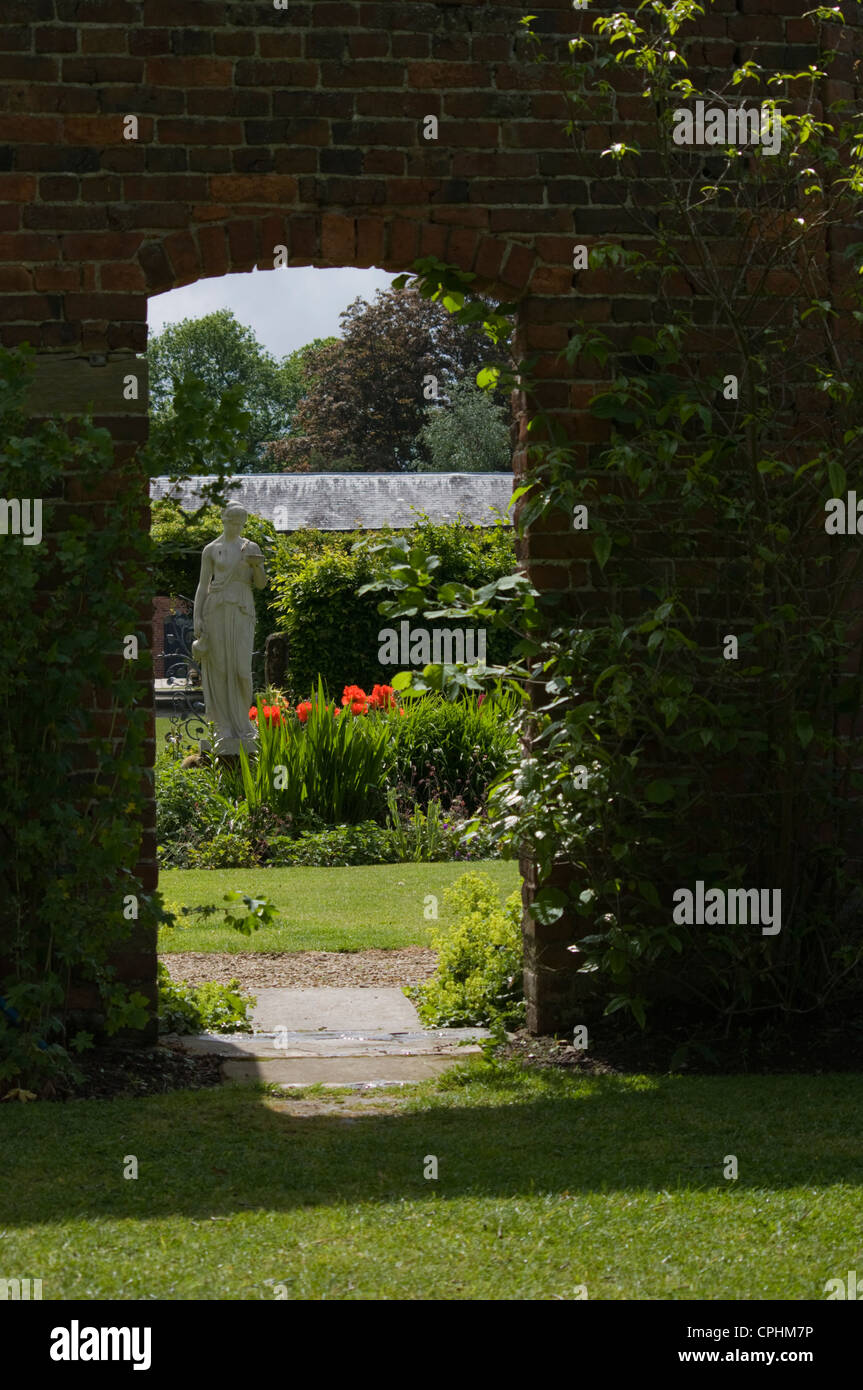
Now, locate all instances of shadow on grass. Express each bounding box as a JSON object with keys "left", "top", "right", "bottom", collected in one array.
[{"left": 2, "top": 1064, "right": 862, "bottom": 1227}]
